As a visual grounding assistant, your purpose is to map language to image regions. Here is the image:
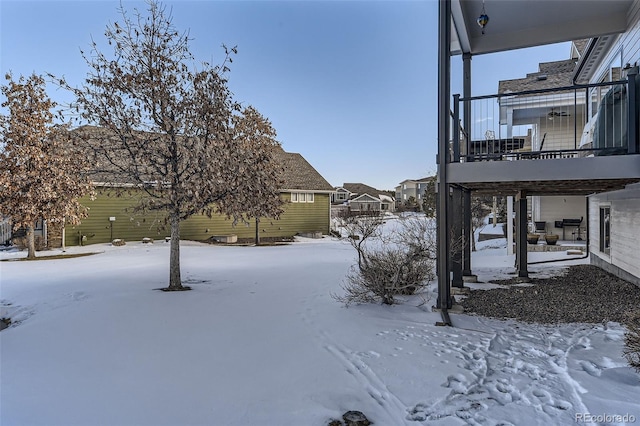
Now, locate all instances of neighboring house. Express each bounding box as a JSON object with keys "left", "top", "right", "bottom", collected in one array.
[
  {"left": 336, "top": 183, "right": 395, "bottom": 214},
  {"left": 0, "top": 216, "right": 11, "bottom": 246},
  {"left": 395, "top": 177, "right": 433, "bottom": 210},
  {"left": 54, "top": 134, "right": 334, "bottom": 246},
  {"left": 348, "top": 193, "right": 382, "bottom": 214},
  {"left": 494, "top": 24, "right": 640, "bottom": 286},
  {"left": 331, "top": 187, "right": 352, "bottom": 204},
  {"left": 435, "top": 0, "right": 640, "bottom": 309},
  {"left": 6, "top": 218, "right": 54, "bottom": 250},
  {"left": 497, "top": 50, "right": 588, "bottom": 239}
]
